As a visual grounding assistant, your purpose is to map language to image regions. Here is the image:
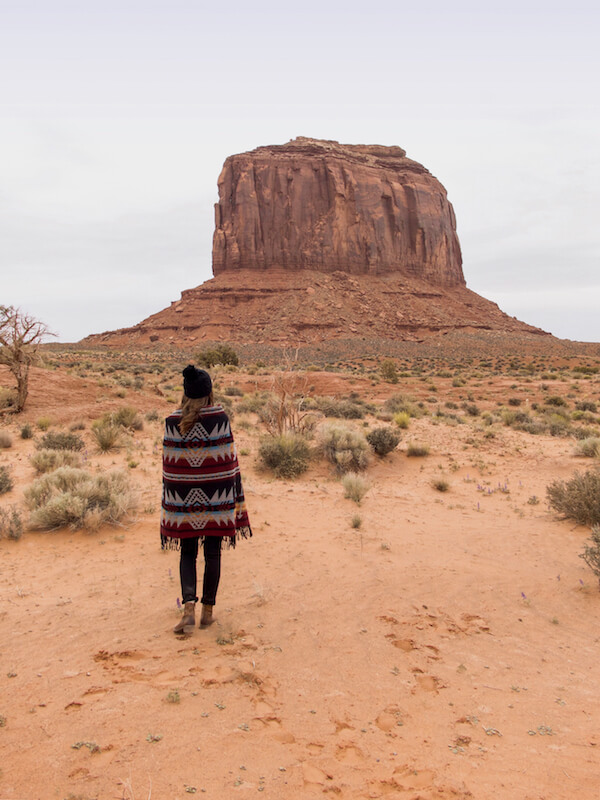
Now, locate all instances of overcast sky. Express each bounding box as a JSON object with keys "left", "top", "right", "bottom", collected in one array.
[{"left": 1, "top": 0, "right": 599, "bottom": 343}]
